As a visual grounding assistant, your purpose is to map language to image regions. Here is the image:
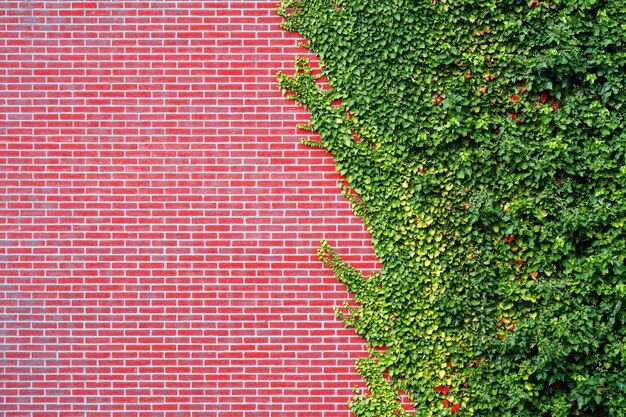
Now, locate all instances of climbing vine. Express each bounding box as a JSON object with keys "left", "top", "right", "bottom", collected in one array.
[{"left": 277, "top": 0, "right": 626, "bottom": 415}]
